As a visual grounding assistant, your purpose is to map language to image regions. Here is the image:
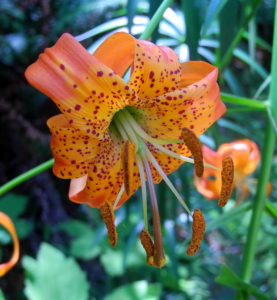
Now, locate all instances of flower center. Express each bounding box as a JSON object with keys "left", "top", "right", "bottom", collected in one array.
[{"left": 107, "top": 106, "right": 232, "bottom": 268}]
